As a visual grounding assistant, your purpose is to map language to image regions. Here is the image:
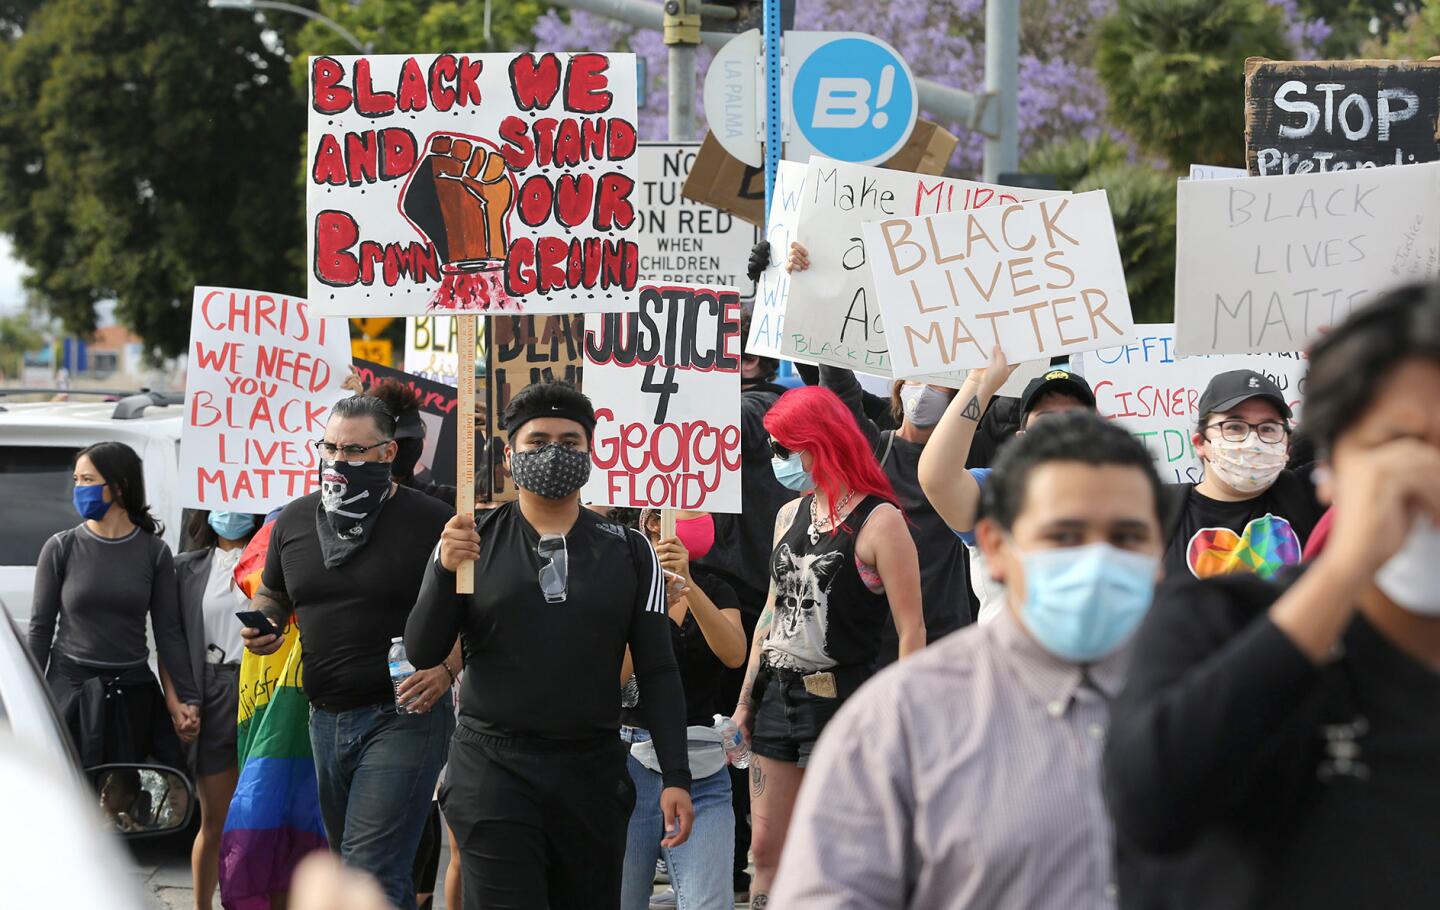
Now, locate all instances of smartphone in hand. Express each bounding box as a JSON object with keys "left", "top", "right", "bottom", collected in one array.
[{"left": 235, "top": 610, "right": 281, "bottom": 639}]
